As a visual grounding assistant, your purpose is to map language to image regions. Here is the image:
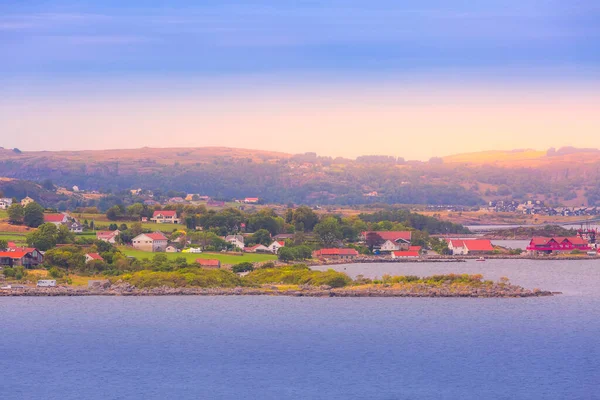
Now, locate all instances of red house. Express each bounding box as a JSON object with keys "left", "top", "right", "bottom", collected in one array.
[
  {"left": 526, "top": 237, "right": 590, "bottom": 254},
  {"left": 196, "top": 259, "right": 221, "bottom": 269},
  {"left": 312, "top": 248, "right": 359, "bottom": 259}
]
